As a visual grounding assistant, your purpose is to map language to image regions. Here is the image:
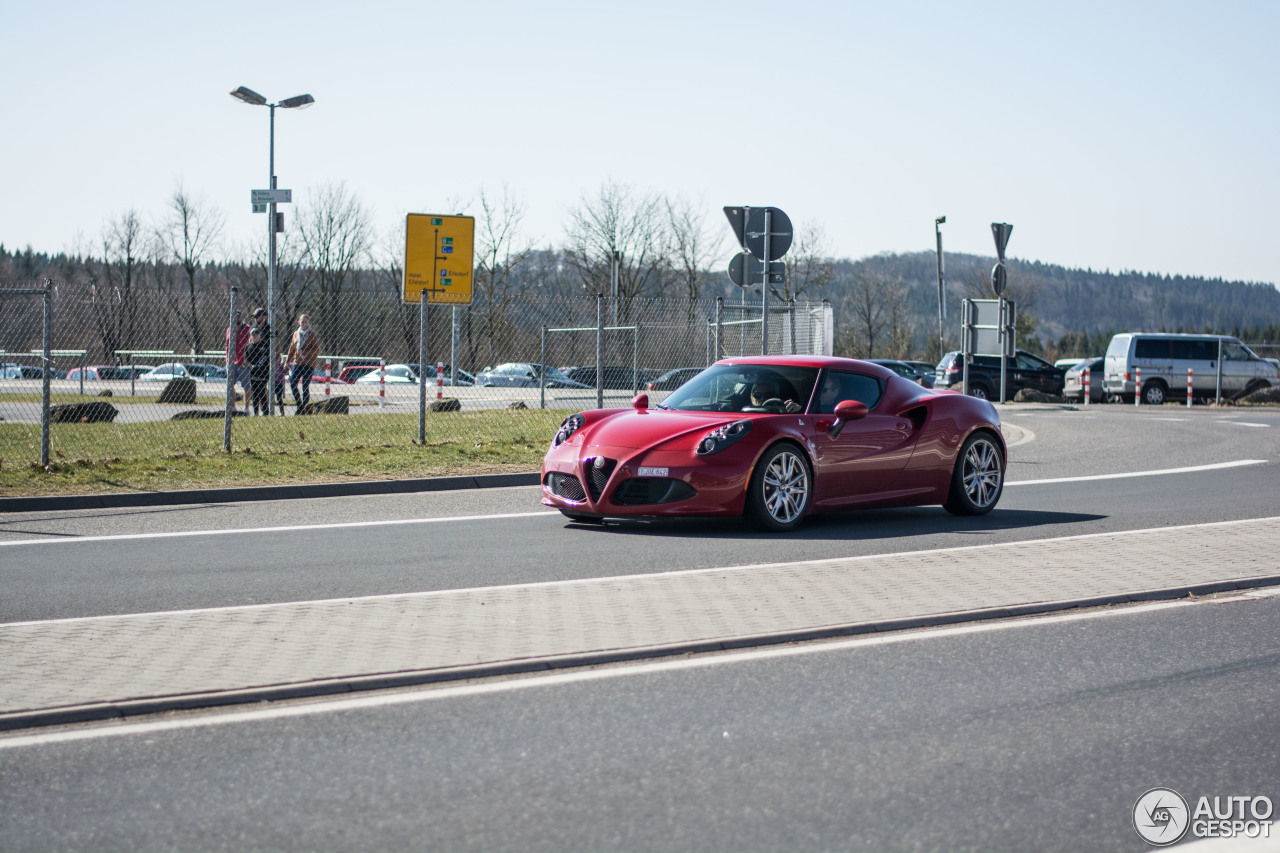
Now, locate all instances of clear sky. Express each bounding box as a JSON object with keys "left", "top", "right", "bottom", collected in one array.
[{"left": 3, "top": 0, "right": 1276, "bottom": 286}]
